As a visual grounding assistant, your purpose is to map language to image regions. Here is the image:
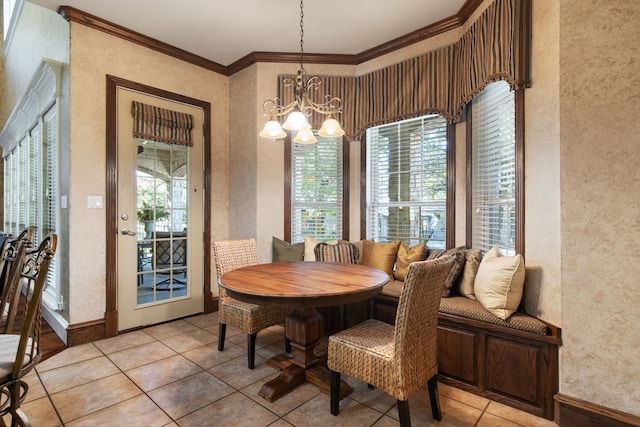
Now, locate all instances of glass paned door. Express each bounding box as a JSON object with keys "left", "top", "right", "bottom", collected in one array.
[{"left": 117, "top": 88, "right": 203, "bottom": 331}]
